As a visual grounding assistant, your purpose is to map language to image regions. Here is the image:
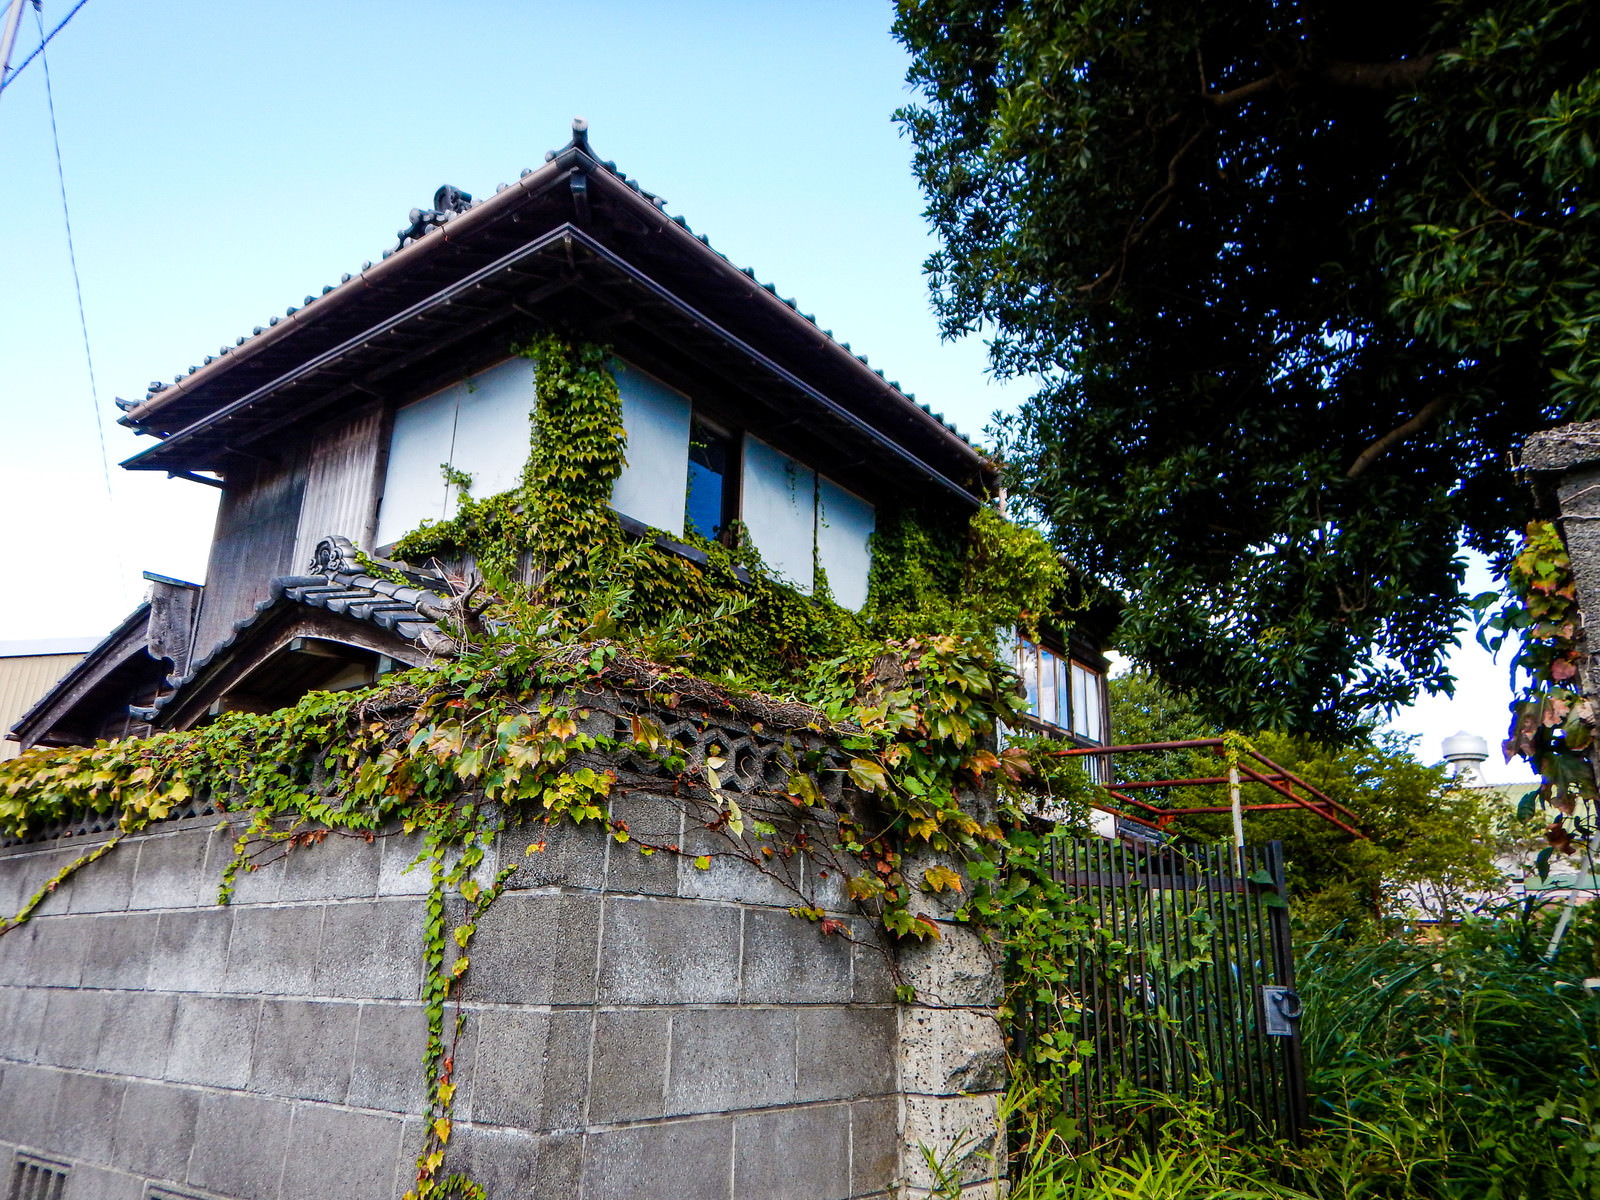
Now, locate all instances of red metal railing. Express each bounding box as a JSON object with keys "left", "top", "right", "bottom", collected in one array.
[{"left": 1053, "top": 738, "right": 1367, "bottom": 839}]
